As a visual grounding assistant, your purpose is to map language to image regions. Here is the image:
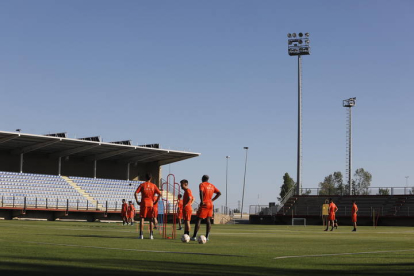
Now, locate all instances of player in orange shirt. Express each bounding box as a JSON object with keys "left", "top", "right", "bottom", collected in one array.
[
  {"left": 325, "top": 198, "right": 338, "bottom": 231},
  {"left": 127, "top": 201, "right": 136, "bottom": 226},
  {"left": 121, "top": 199, "right": 128, "bottom": 225},
  {"left": 177, "top": 194, "right": 183, "bottom": 230},
  {"left": 351, "top": 200, "right": 358, "bottom": 232},
  {"left": 191, "top": 175, "right": 221, "bottom": 241},
  {"left": 134, "top": 173, "right": 161, "bottom": 239},
  {"left": 180, "top": 179, "right": 194, "bottom": 236},
  {"left": 153, "top": 194, "right": 160, "bottom": 230}
]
